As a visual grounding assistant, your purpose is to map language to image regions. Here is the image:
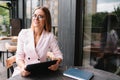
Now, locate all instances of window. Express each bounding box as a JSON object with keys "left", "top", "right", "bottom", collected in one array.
[
  {"left": 25, "top": 0, "right": 58, "bottom": 36},
  {"left": 0, "top": 1, "right": 11, "bottom": 36},
  {"left": 83, "top": 0, "right": 120, "bottom": 73}
]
